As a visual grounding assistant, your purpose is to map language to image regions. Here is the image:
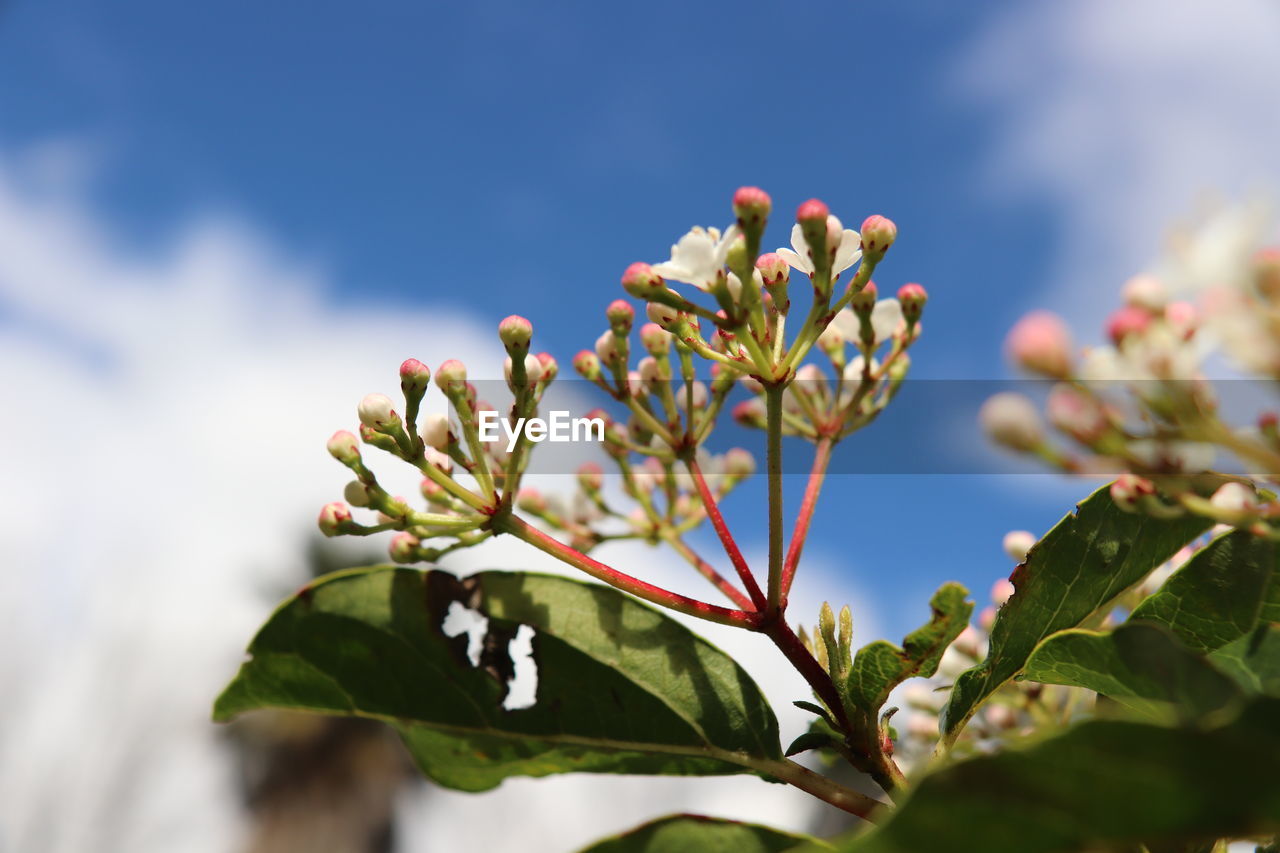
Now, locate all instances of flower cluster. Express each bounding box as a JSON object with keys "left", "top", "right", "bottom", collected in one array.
[{"left": 981, "top": 212, "right": 1280, "bottom": 535}]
